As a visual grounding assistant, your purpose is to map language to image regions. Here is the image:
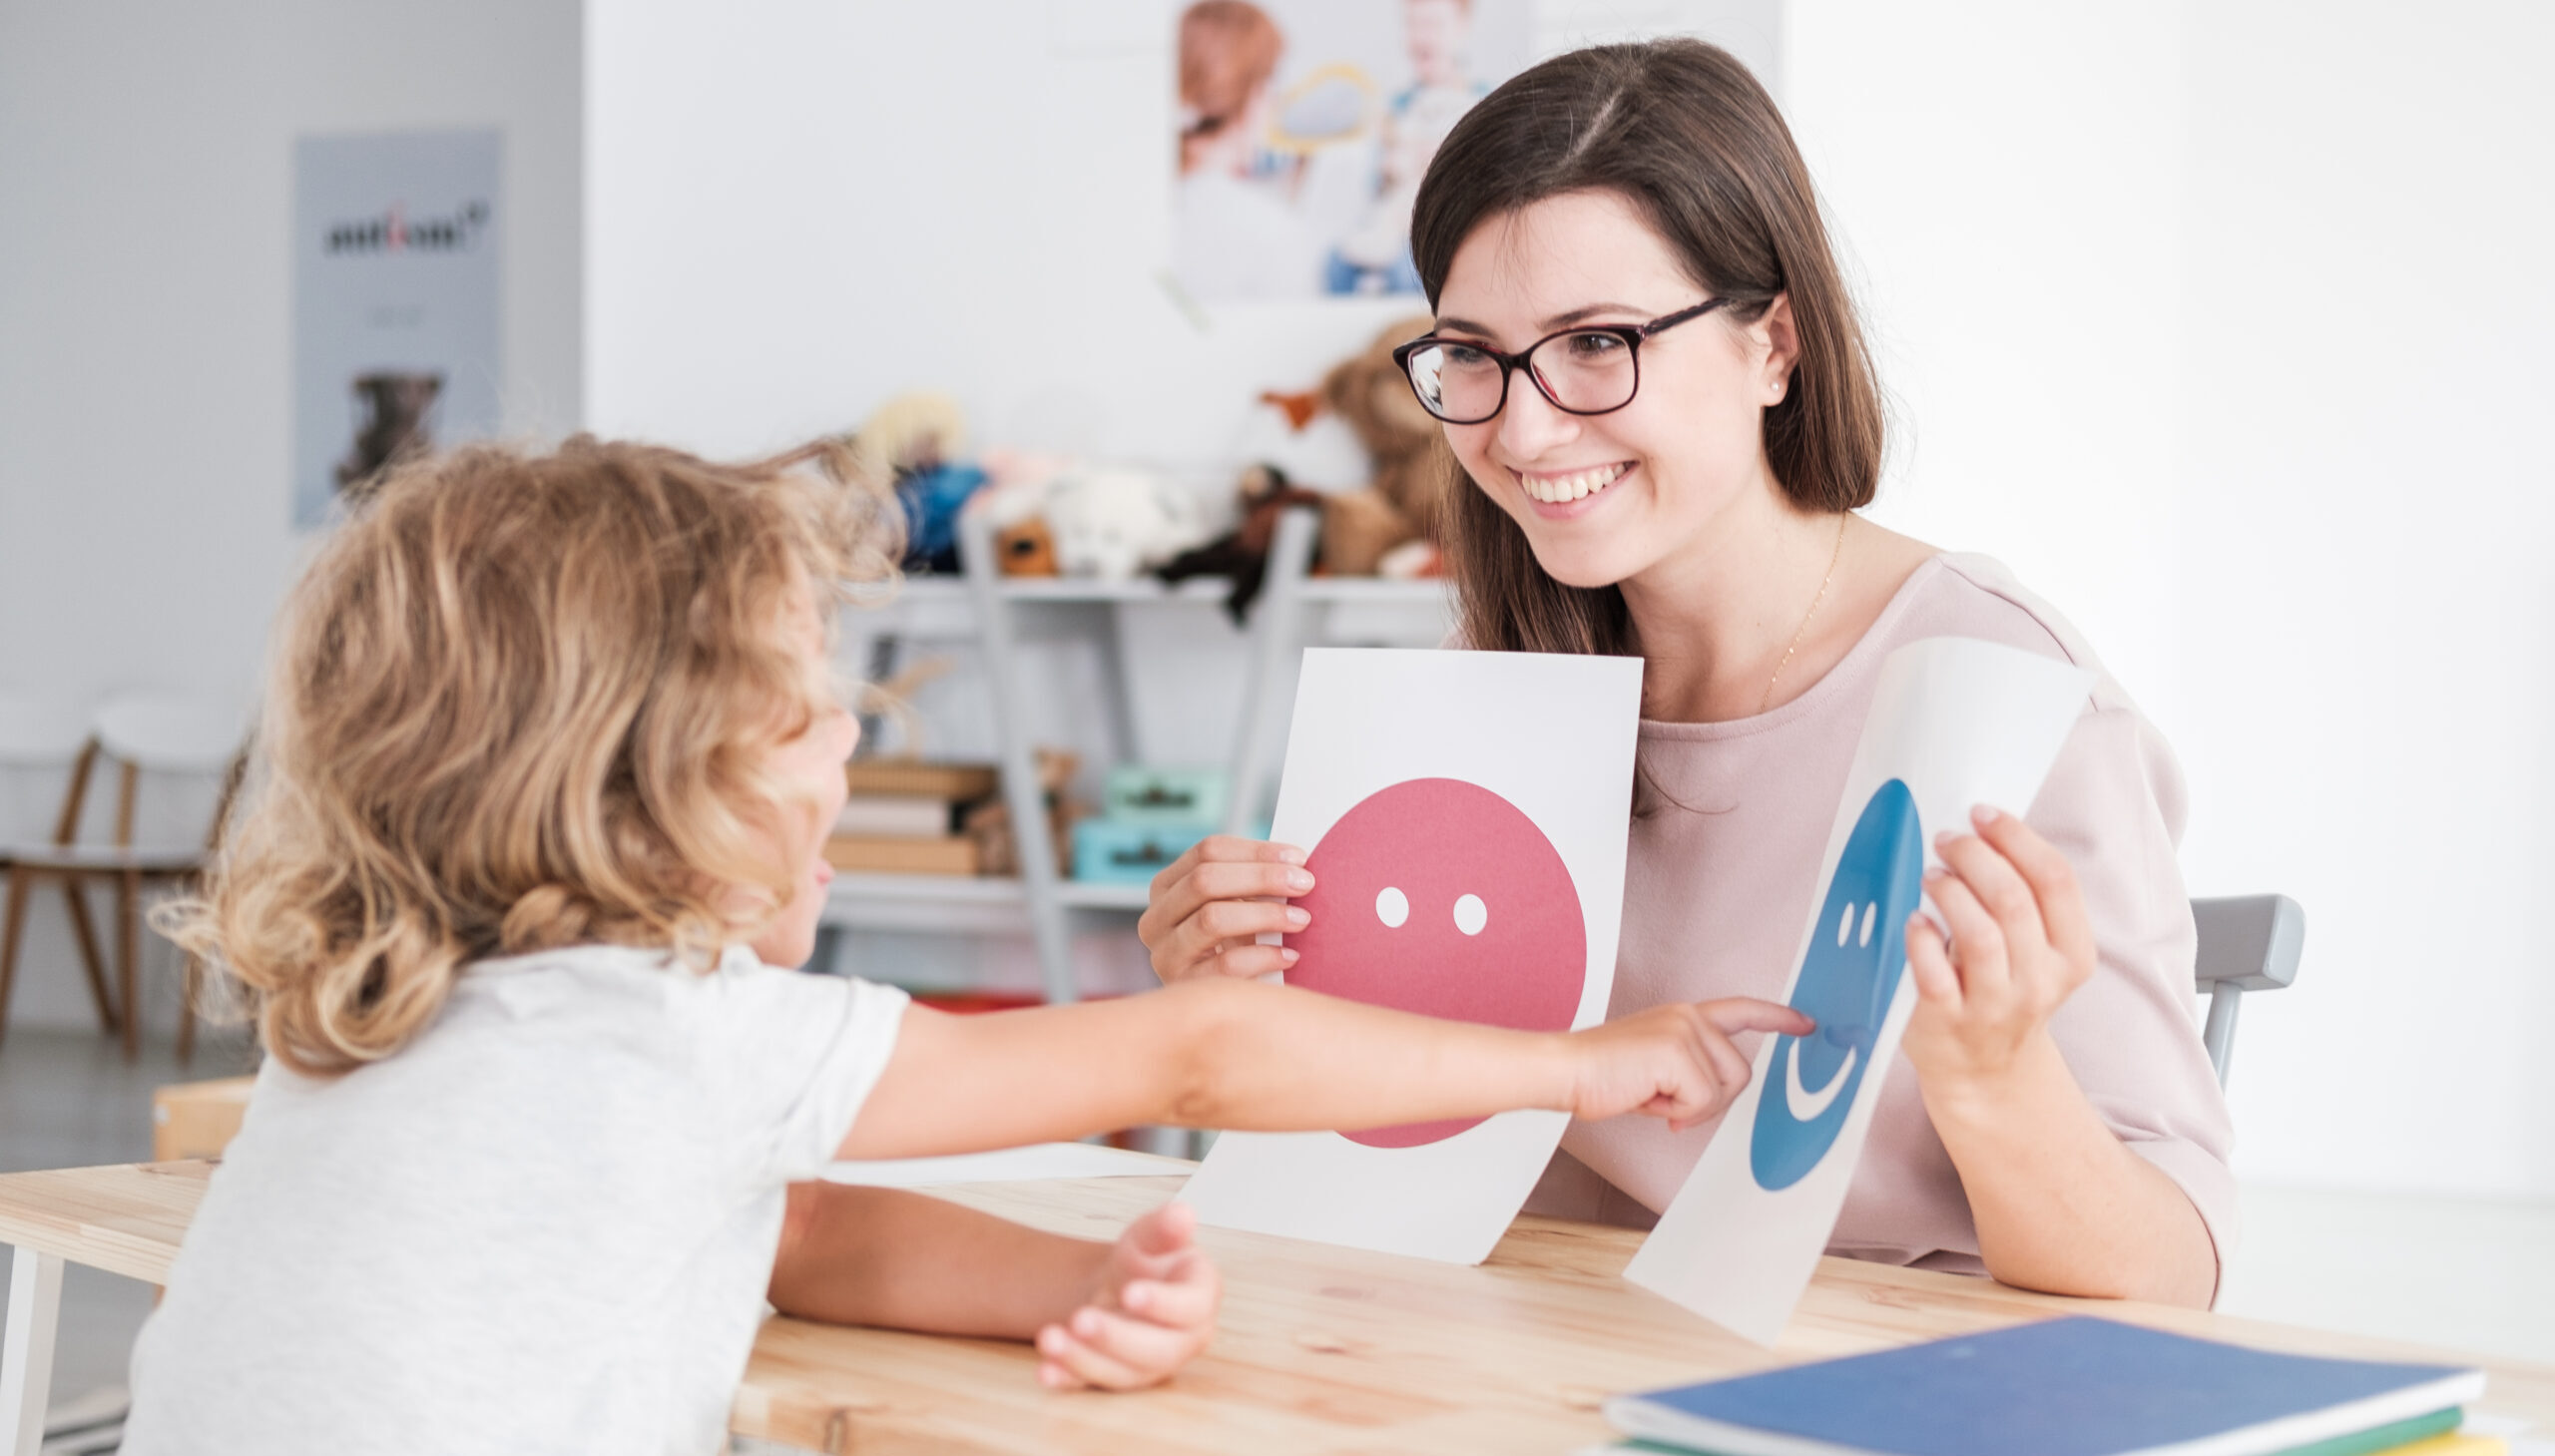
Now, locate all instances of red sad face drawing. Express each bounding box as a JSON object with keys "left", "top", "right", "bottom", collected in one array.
[{"left": 1282, "top": 777, "right": 1587, "bottom": 1148}]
